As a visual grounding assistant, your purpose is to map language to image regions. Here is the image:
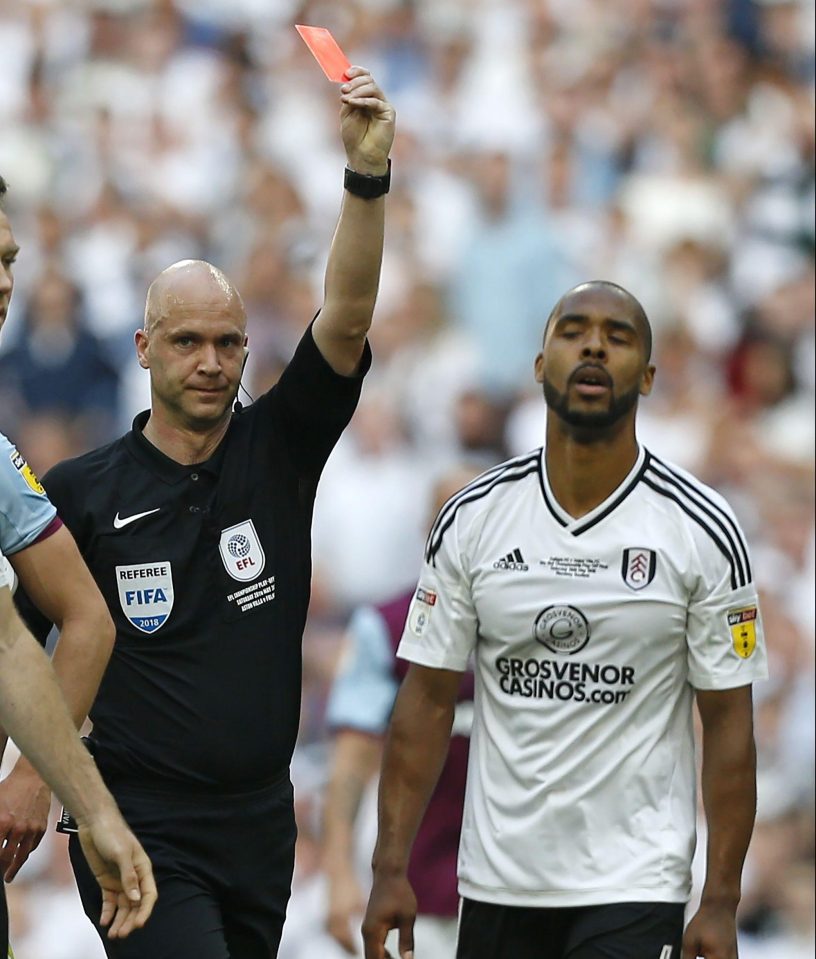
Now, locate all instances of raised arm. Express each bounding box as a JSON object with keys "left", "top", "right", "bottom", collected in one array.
[
  {"left": 313, "top": 67, "right": 395, "bottom": 376},
  {"left": 683, "top": 685, "right": 757, "bottom": 959},
  {"left": 362, "top": 663, "right": 461, "bottom": 959},
  {"left": 0, "top": 524, "right": 114, "bottom": 880},
  {"left": 0, "top": 587, "right": 155, "bottom": 938}
]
